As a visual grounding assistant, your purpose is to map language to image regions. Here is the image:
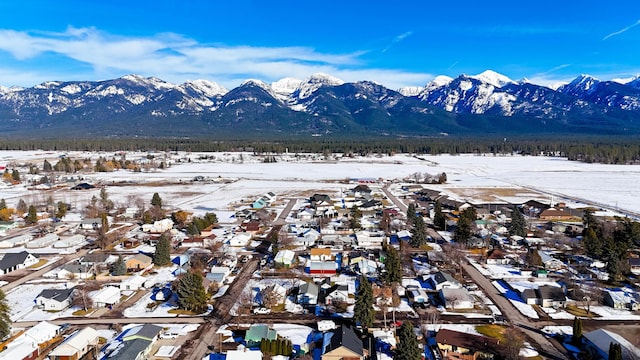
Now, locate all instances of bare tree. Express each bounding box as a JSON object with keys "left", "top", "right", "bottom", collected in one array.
[
  {"left": 261, "top": 285, "right": 284, "bottom": 309},
  {"left": 72, "top": 282, "right": 101, "bottom": 311},
  {"left": 503, "top": 326, "right": 524, "bottom": 360}
]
